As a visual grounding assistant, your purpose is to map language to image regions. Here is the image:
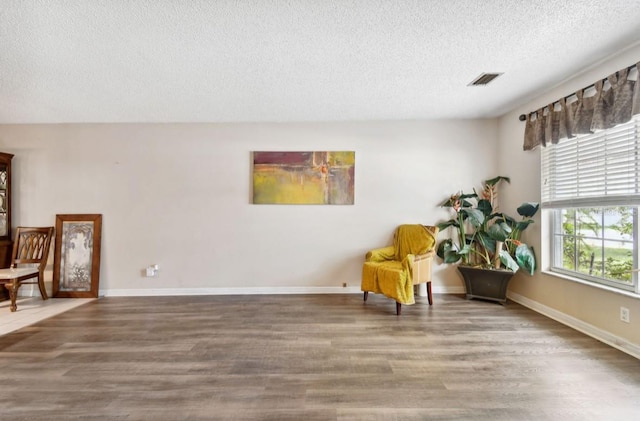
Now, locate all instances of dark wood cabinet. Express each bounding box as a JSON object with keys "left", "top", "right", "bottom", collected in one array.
[{"left": 0, "top": 152, "right": 13, "bottom": 300}]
